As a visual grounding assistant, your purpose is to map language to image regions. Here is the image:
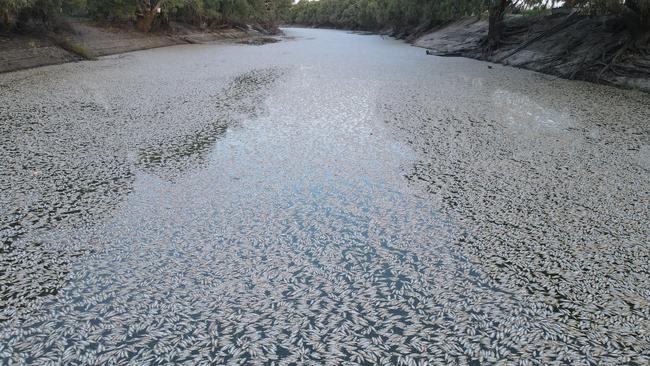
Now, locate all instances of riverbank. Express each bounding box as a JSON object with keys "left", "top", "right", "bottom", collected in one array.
[
  {"left": 414, "top": 13, "right": 650, "bottom": 92},
  {"left": 0, "top": 20, "right": 275, "bottom": 74},
  {"left": 288, "top": 11, "right": 650, "bottom": 92}
]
